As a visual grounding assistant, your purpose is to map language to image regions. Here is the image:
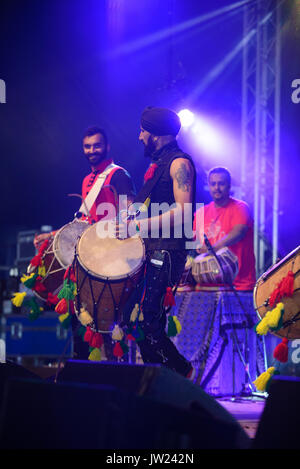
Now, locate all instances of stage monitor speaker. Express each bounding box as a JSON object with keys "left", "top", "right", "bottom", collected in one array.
[
  {"left": 252, "top": 375, "right": 300, "bottom": 449},
  {"left": 0, "top": 360, "right": 42, "bottom": 406},
  {"left": 0, "top": 376, "right": 250, "bottom": 449},
  {"left": 56, "top": 360, "right": 250, "bottom": 449}
]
